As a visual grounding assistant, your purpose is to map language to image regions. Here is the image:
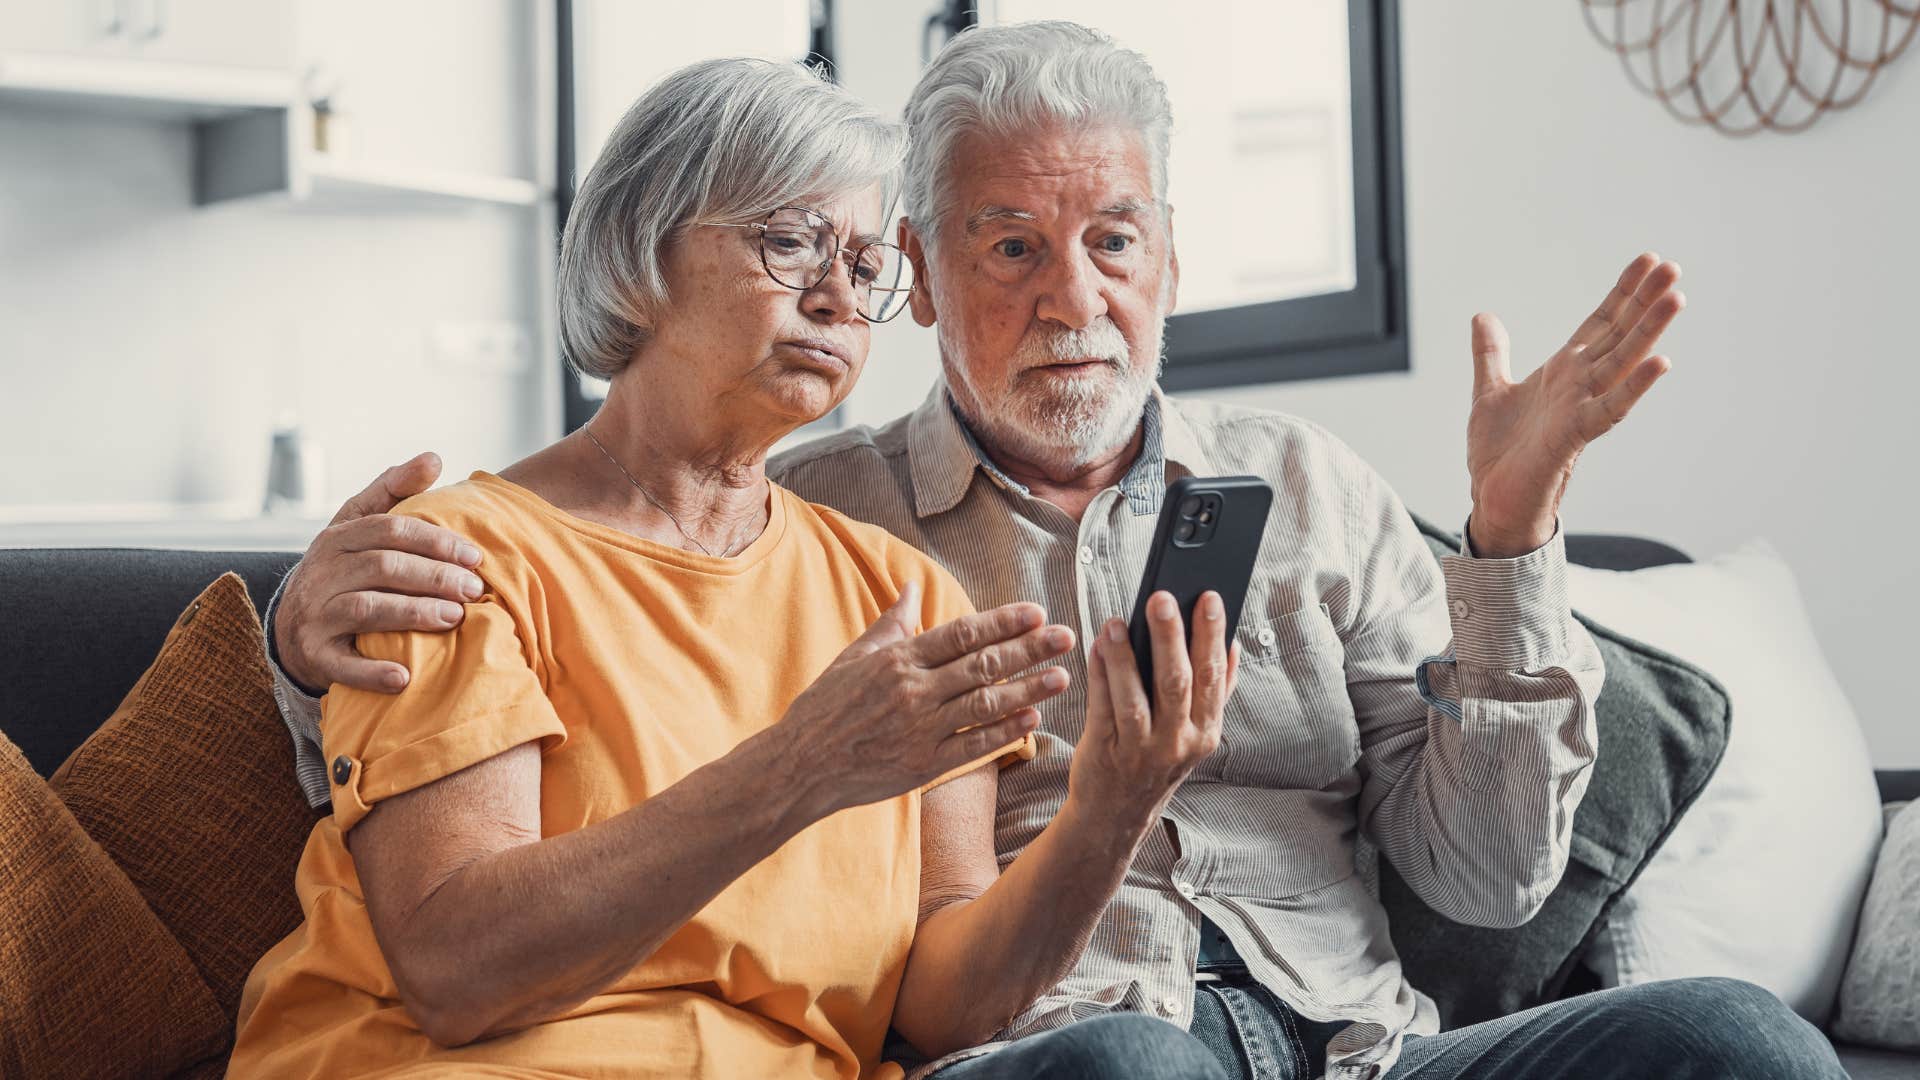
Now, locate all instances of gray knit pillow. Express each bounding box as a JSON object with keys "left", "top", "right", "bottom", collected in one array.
[
  {"left": 1834, "top": 800, "right": 1920, "bottom": 1050},
  {"left": 1380, "top": 514, "right": 1731, "bottom": 1028}
]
